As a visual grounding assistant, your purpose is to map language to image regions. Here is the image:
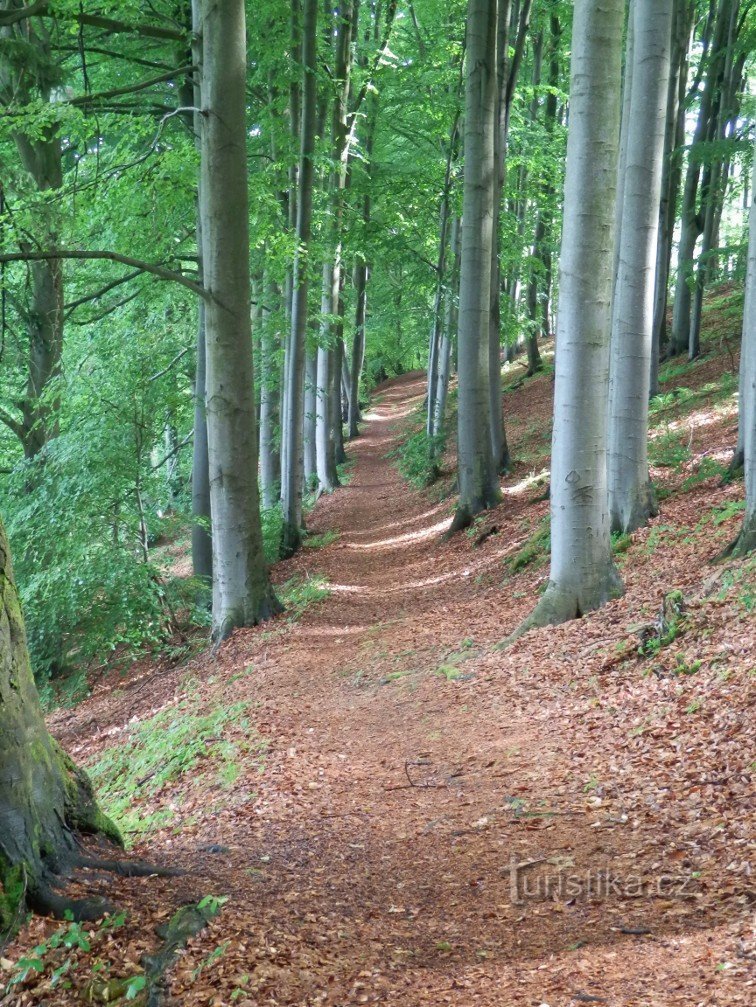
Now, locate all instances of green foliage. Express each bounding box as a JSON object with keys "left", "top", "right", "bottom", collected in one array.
[
  {"left": 508, "top": 518, "right": 550, "bottom": 572},
  {"left": 279, "top": 574, "right": 331, "bottom": 621},
  {"left": 3, "top": 912, "right": 131, "bottom": 998},
  {"left": 89, "top": 700, "right": 261, "bottom": 840},
  {"left": 261, "top": 505, "right": 285, "bottom": 564},
  {"left": 388, "top": 428, "right": 444, "bottom": 488},
  {"left": 303, "top": 529, "right": 339, "bottom": 549}
]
